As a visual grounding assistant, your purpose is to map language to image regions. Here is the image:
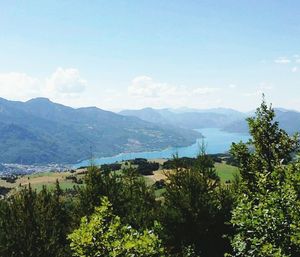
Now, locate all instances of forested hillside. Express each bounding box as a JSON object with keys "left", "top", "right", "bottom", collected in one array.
[{"left": 0, "top": 97, "right": 200, "bottom": 164}]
